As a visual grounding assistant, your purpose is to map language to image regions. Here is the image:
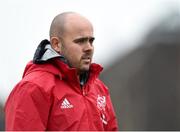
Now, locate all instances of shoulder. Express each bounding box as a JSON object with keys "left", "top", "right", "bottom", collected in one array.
[
  {"left": 22, "top": 61, "right": 61, "bottom": 90},
  {"left": 5, "top": 75, "right": 54, "bottom": 108},
  {"left": 93, "top": 78, "right": 109, "bottom": 95},
  {"left": 13, "top": 76, "right": 54, "bottom": 98},
  {"left": 20, "top": 70, "right": 57, "bottom": 94}
]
